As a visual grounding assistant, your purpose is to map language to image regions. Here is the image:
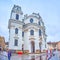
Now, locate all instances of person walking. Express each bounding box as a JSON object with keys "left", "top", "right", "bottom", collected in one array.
[{"left": 8, "top": 50, "right": 11, "bottom": 60}]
